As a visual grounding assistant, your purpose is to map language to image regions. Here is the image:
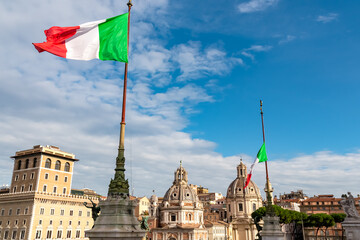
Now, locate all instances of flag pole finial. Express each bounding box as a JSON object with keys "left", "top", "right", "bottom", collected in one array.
[{"left": 127, "top": 0, "right": 133, "bottom": 7}]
